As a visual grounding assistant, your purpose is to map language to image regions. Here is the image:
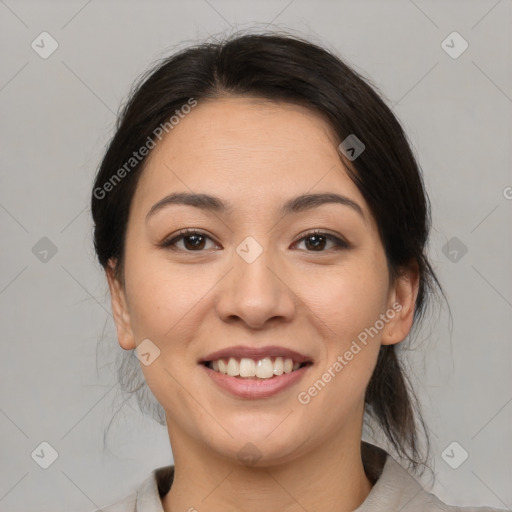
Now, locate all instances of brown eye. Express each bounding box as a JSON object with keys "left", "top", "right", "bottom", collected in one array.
[
  {"left": 304, "top": 234, "right": 328, "bottom": 251},
  {"left": 161, "top": 229, "right": 218, "bottom": 252},
  {"left": 181, "top": 234, "right": 207, "bottom": 250},
  {"left": 160, "top": 229, "right": 349, "bottom": 253},
  {"left": 294, "top": 231, "right": 349, "bottom": 252}
]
